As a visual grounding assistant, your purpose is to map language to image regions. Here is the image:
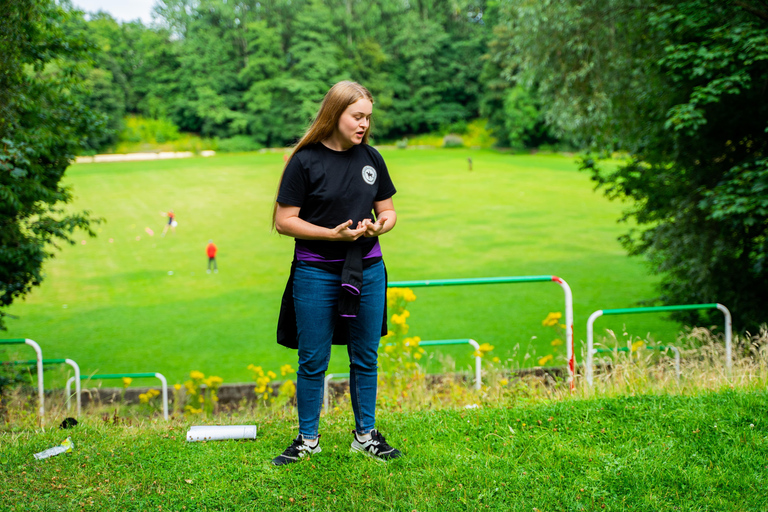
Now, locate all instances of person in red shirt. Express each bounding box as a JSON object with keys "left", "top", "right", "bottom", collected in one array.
[{"left": 206, "top": 240, "right": 218, "bottom": 274}]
